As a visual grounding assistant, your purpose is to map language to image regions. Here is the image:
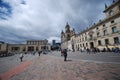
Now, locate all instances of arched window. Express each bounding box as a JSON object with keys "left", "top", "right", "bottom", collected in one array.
[
  {"left": 103, "top": 30, "right": 107, "bottom": 36},
  {"left": 112, "top": 26, "right": 118, "bottom": 33},
  {"left": 97, "top": 32, "right": 100, "bottom": 37}
]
